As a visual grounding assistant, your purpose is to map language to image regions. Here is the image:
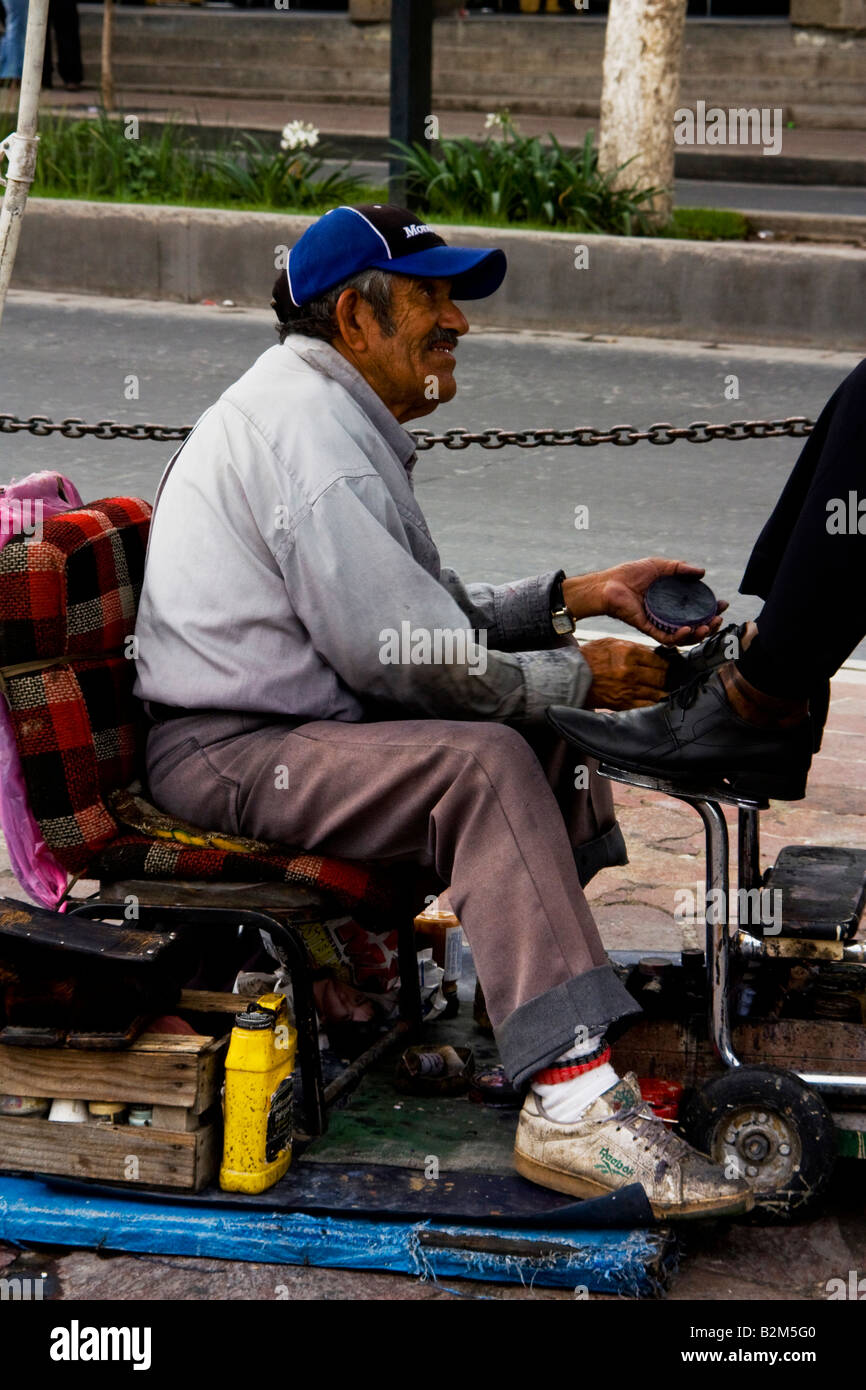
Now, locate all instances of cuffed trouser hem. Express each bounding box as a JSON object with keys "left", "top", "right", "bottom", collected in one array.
[
  {"left": 496, "top": 964, "right": 644, "bottom": 1088},
  {"left": 575, "top": 820, "right": 628, "bottom": 888}
]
